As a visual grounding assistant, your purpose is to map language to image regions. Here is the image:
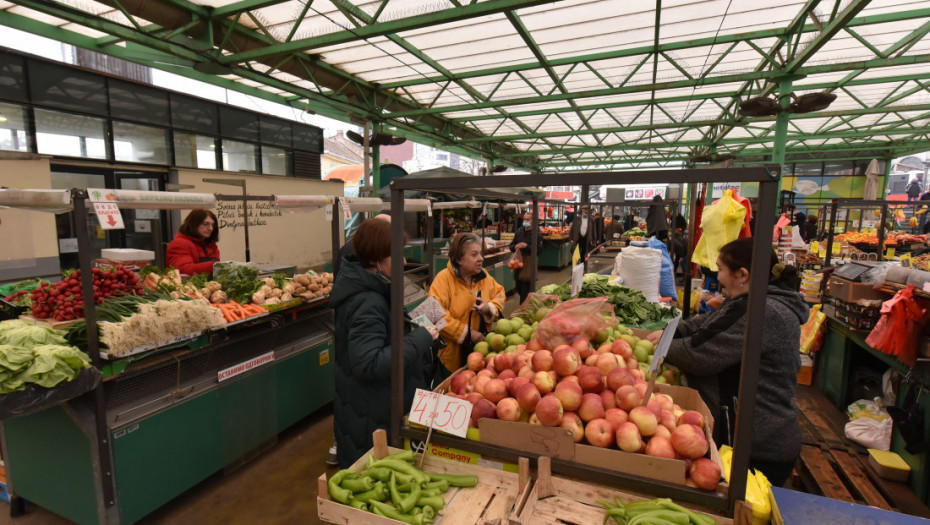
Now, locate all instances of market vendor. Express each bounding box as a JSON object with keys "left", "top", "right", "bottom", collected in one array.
[
  {"left": 430, "top": 232, "right": 506, "bottom": 374},
  {"left": 605, "top": 215, "right": 624, "bottom": 241},
  {"left": 166, "top": 209, "right": 220, "bottom": 277},
  {"left": 646, "top": 237, "right": 806, "bottom": 487},
  {"left": 510, "top": 211, "right": 543, "bottom": 304}
]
